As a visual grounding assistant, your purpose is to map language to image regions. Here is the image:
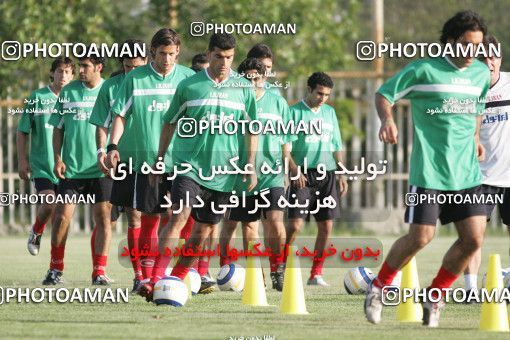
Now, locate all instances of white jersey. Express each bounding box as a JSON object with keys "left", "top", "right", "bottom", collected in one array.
[{"left": 480, "top": 71, "right": 510, "bottom": 187}]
